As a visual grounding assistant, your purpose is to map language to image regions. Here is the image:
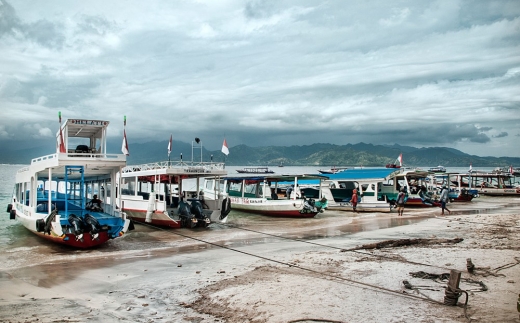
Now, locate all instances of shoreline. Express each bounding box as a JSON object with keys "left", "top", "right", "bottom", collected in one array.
[{"left": 0, "top": 197, "right": 519, "bottom": 322}]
